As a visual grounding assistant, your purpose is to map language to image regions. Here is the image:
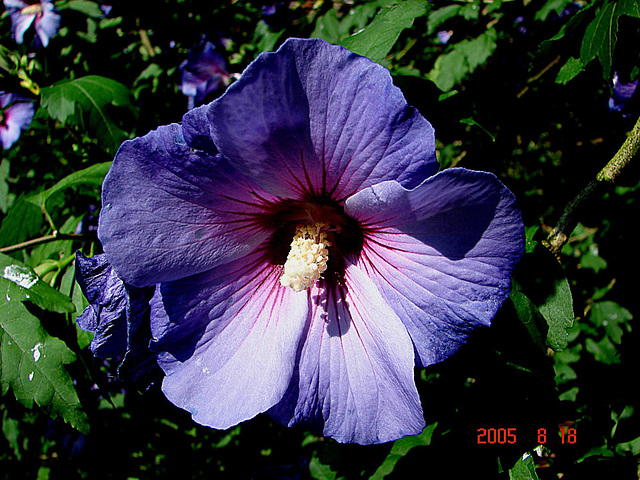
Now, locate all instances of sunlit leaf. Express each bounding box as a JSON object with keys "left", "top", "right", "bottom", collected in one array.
[
  {"left": 0, "top": 254, "right": 75, "bottom": 314},
  {"left": 340, "top": 0, "right": 428, "bottom": 63},
  {"left": 555, "top": 57, "right": 584, "bottom": 84},
  {"left": 509, "top": 453, "right": 540, "bottom": 480},
  {"left": 580, "top": 0, "right": 640, "bottom": 78},
  {"left": 0, "top": 300, "right": 88, "bottom": 433}
]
